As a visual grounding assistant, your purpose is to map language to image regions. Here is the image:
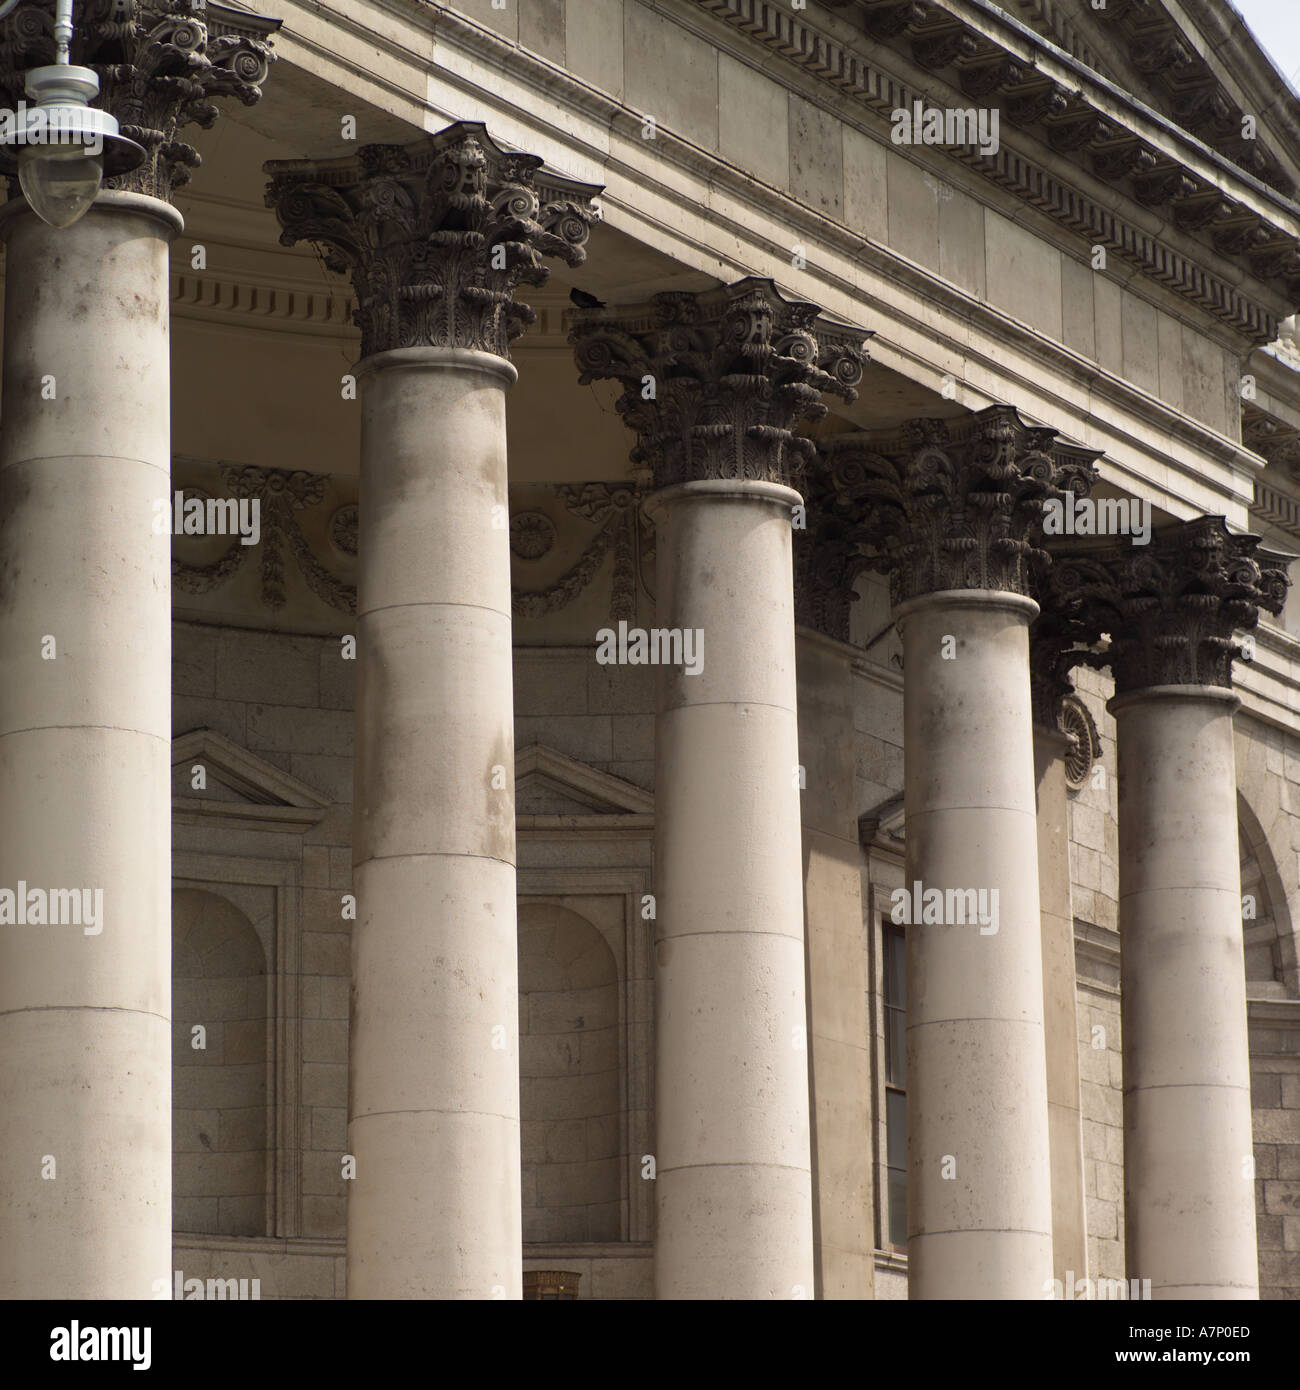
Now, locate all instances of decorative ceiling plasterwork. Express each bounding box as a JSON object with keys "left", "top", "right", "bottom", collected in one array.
[{"left": 699, "top": 0, "right": 1300, "bottom": 341}]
